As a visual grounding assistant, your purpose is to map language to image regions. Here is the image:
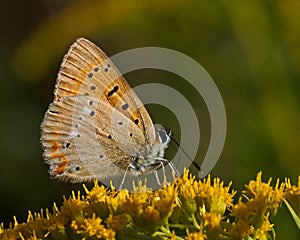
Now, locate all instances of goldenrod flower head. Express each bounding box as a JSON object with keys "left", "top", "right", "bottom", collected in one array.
[
  {"left": 0, "top": 223, "right": 4, "bottom": 235},
  {"left": 154, "top": 184, "right": 178, "bottom": 220},
  {"left": 186, "top": 226, "right": 206, "bottom": 240},
  {"left": 0, "top": 170, "right": 297, "bottom": 239},
  {"left": 285, "top": 176, "right": 300, "bottom": 217},
  {"left": 230, "top": 172, "right": 285, "bottom": 239},
  {"left": 84, "top": 180, "right": 108, "bottom": 203},
  {"left": 71, "top": 214, "right": 115, "bottom": 239},
  {"left": 177, "top": 170, "right": 197, "bottom": 214},
  {"left": 105, "top": 189, "right": 129, "bottom": 215},
  {"left": 60, "top": 192, "right": 87, "bottom": 222},
  {"left": 202, "top": 211, "right": 222, "bottom": 230},
  {"left": 84, "top": 181, "right": 111, "bottom": 218},
  {"left": 105, "top": 214, "right": 128, "bottom": 232},
  {"left": 122, "top": 183, "right": 178, "bottom": 231},
  {"left": 230, "top": 219, "right": 250, "bottom": 240},
  {"left": 253, "top": 213, "right": 274, "bottom": 240},
  {"left": 243, "top": 171, "right": 284, "bottom": 217},
  {"left": 178, "top": 170, "right": 235, "bottom": 216}
]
